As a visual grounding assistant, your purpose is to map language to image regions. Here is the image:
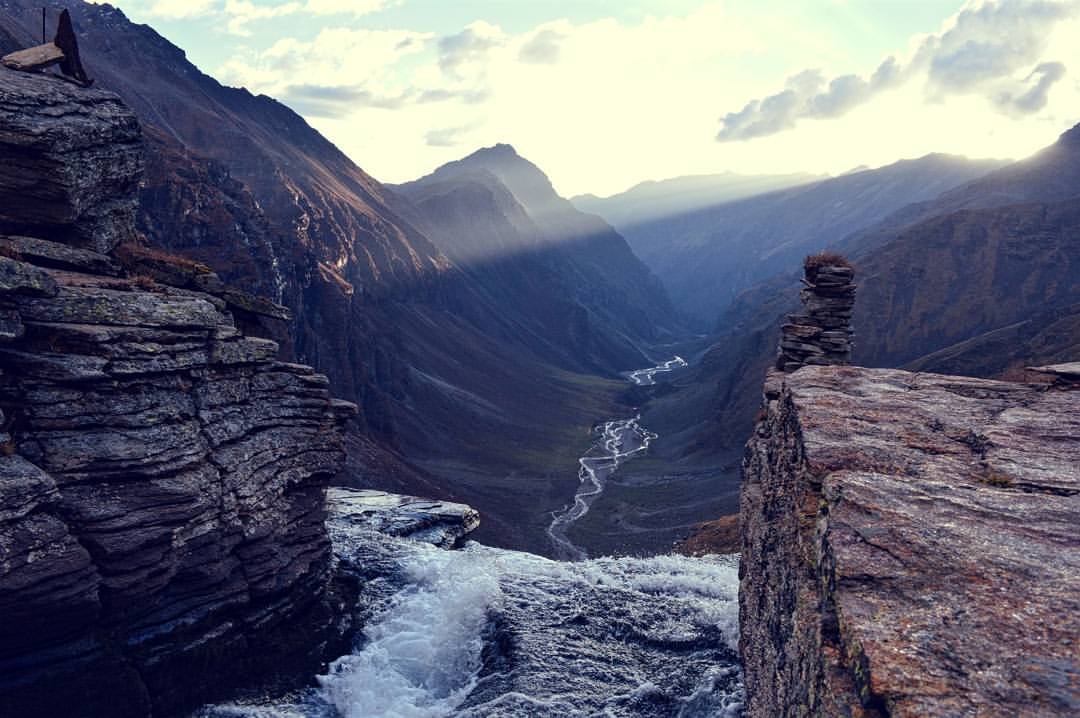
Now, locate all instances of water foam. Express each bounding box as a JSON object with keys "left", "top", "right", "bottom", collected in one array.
[
  {"left": 318, "top": 546, "right": 499, "bottom": 718},
  {"left": 200, "top": 535, "right": 742, "bottom": 717}
]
